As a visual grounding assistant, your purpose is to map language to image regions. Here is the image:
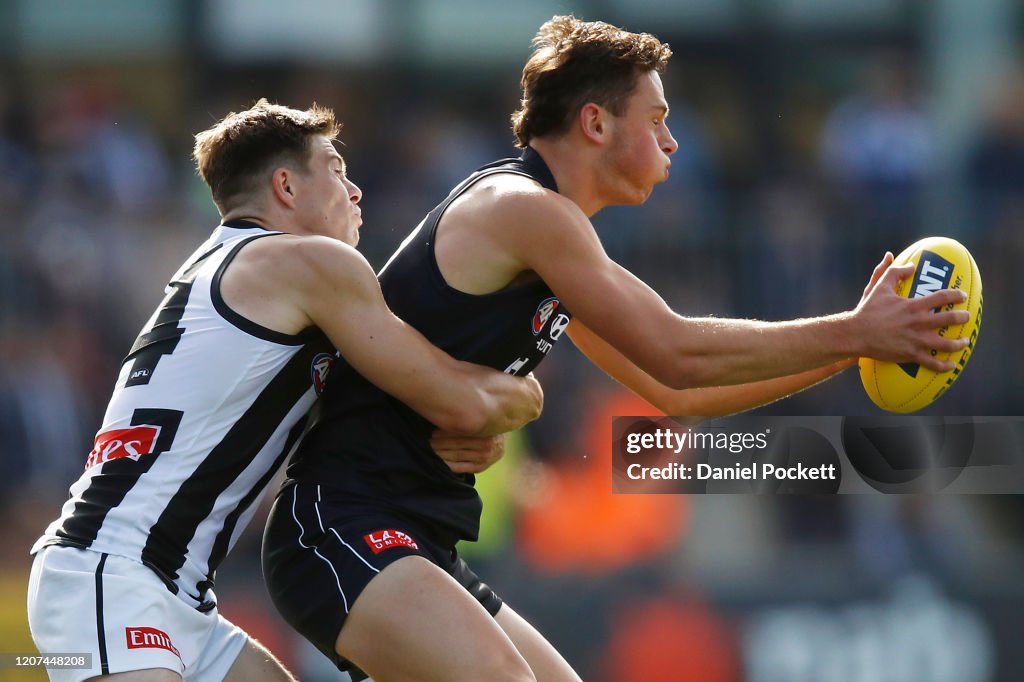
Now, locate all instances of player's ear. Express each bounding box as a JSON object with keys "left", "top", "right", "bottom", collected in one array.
[
  {"left": 270, "top": 167, "right": 297, "bottom": 208},
  {"left": 579, "top": 103, "right": 607, "bottom": 144}
]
